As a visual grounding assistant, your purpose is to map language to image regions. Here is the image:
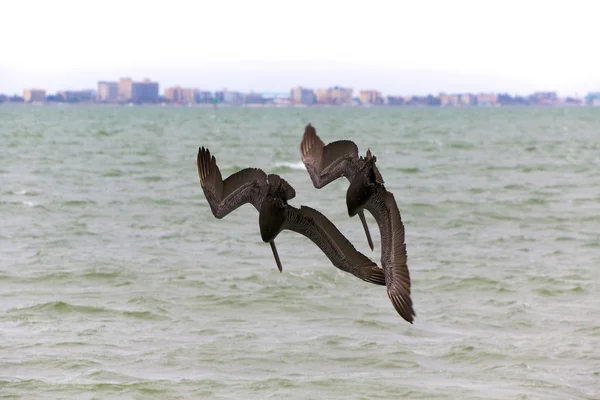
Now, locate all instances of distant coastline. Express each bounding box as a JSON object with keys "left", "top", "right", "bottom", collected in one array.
[{"left": 2, "top": 79, "right": 599, "bottom": 107}]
